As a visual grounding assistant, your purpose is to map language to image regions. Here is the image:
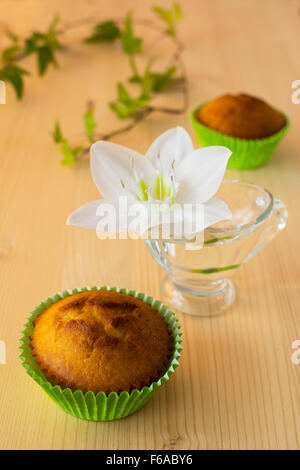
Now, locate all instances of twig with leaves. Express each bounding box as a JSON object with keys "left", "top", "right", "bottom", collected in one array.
[
  {"left": 0, "top": 4, "right": 188, "bottom": 165},
  {"left": 54, "top": 5, "right": 187, "bottom": 165},
  {"left": 0, "top": 17, "right": 62, "bottom": 98}
]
